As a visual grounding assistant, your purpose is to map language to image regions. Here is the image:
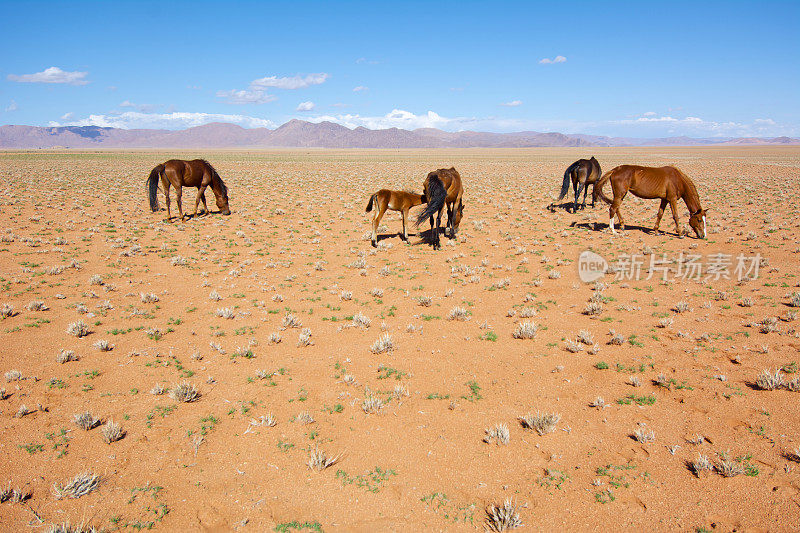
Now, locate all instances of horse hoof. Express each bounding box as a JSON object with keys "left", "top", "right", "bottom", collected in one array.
[{"left": 371, "top": 240, "right": 377, "bottom": 248}]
